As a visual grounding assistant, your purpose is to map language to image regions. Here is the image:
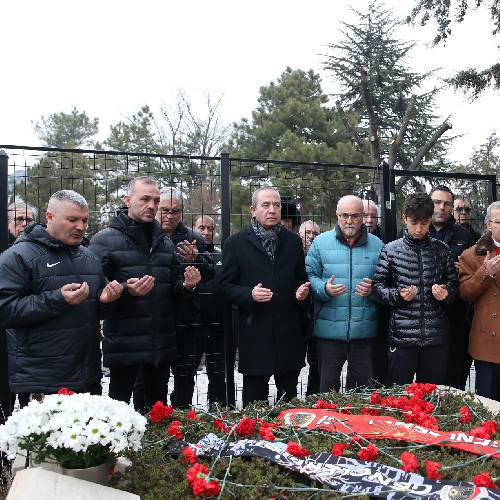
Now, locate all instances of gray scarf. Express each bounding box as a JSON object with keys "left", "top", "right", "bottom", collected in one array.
[{"left": 251, "top": 216, "right": 283, "bottom": 262}]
